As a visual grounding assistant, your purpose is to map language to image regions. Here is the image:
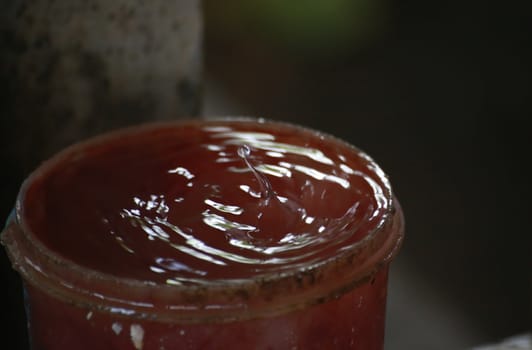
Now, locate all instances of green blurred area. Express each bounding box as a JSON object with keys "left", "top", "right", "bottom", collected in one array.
[{"left": 205, "top": 0, "right": 388, "bottom": 58}]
